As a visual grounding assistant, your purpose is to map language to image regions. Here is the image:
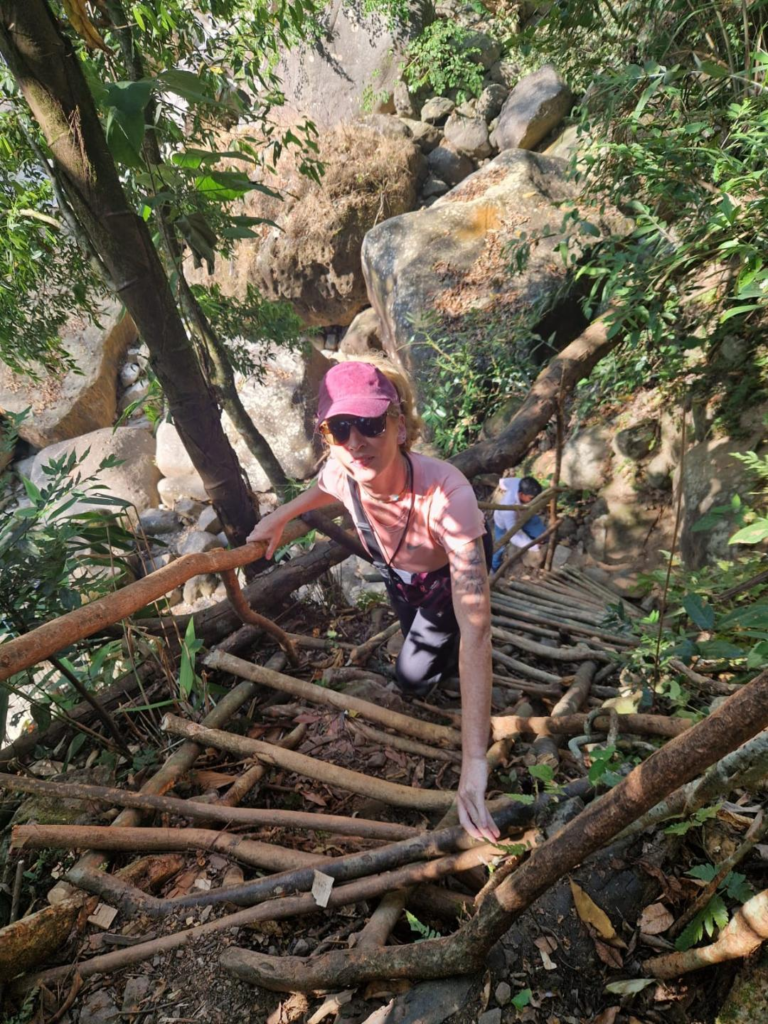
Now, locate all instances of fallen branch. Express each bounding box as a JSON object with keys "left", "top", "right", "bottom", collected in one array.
[
  {"left": 451, "top": 313, "right": 617, "bottom": 480},
  {"left": 12, "top": 824, "right": 327, "bottom": 873},
  {"left": 220, "top": 569, "right": 299, "bottom": 665},
  {"left": 646, "top": 887, "right": 768, "bottom": 978},
  {"left": 491, "top": 626, "right": 612, "bottom": 664},
  {"left": 203, "top": 651, "right": 462, "bottom": 748},
  {"left": 0, "top": 775, "right": 420, "bottom": 841},
  {"left": 491, "top": 709, "right": 687, "bottom": 741},
  {"left": 161, "top": 714, "right": 457, "bottom": 812},
  {"left": 16, "top": 786, "right": 579, "bottom": 991},
  {"left": 0, "top": 521, "right": 318, "bottom": 682},
  {"left": 668, "top": 658, "right": 737, "bottom": 697},
  {"left": 134, "top": 799, "right": 529, "bottom": 913},
  {"left": 215, "top": 665, "right": 768, "bottom": 992},
  {"left": 348, "top": 720, "right": 462, "bottom": 764},
  {"left": 0, "top": 899, "right": 82, "bottom": 978},
  {"left": 348, "top": 621, "right": 401, "bottom": 667},
  {"left": 617, "top": 730, "right": 768, "bottom": 841},
  {"left": 669, "top": 812, "right": 768, "bottom": 940},
  {"left": 533, "top": 661, "right": 596, "bottom": 767},
  {"left": 491, "top": 648, "right": 562, "bottom": 685}
]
